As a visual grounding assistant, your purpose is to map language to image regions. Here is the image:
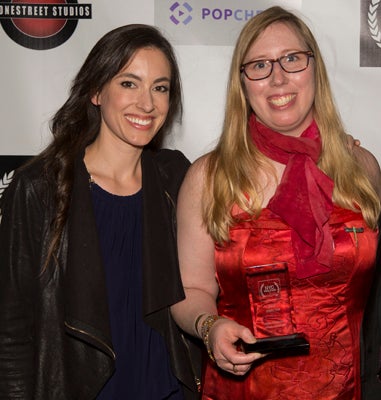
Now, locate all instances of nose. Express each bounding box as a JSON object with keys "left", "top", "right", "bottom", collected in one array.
[
  {"left": 136, "top": 89, "right": 154, "bottom": 113},
  {"left": 270, "top": 61, "right": 288, "bottom": 86}
]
